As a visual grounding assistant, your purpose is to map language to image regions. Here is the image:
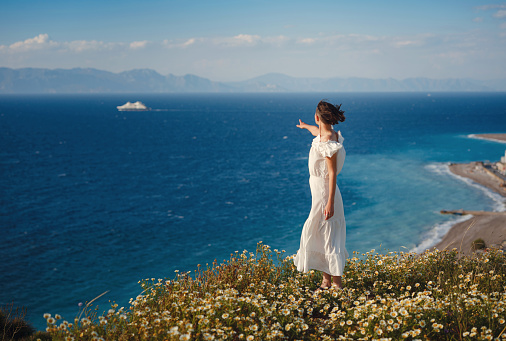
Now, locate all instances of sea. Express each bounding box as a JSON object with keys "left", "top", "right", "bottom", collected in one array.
[{"left": 1, "top": 92, "right": 505, "bottom": 330}]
